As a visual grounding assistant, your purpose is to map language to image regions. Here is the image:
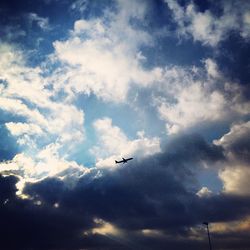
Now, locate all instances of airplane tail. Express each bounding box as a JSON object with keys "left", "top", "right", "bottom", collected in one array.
[{"left": 115, "top": 160, "right": 118, "bottom": 164}]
